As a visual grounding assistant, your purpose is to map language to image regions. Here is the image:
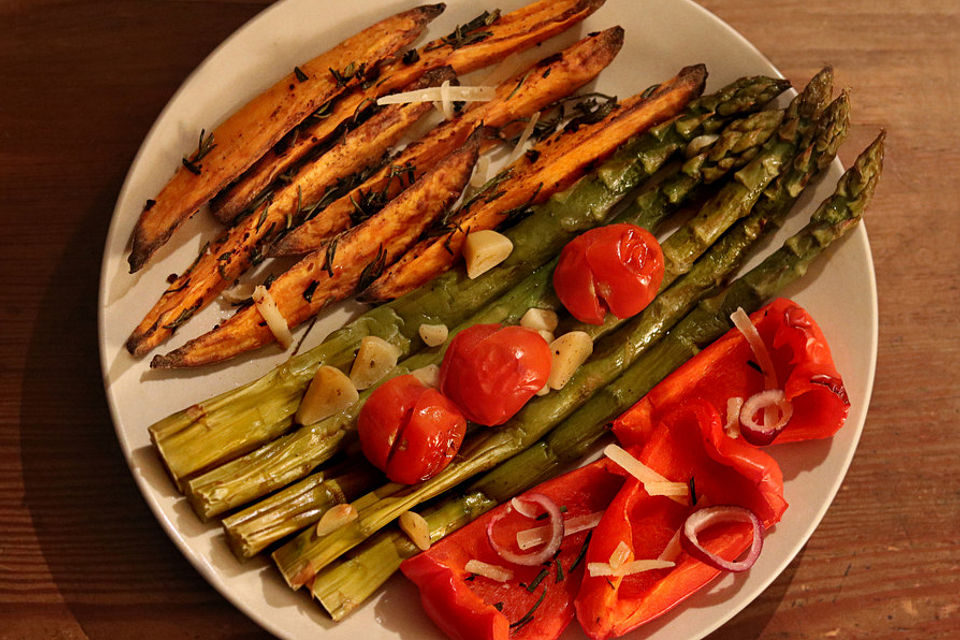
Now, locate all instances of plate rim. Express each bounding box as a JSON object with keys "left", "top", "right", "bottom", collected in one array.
[{"left": 97, "top": 0, "right": 879, "bottom": 638}]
